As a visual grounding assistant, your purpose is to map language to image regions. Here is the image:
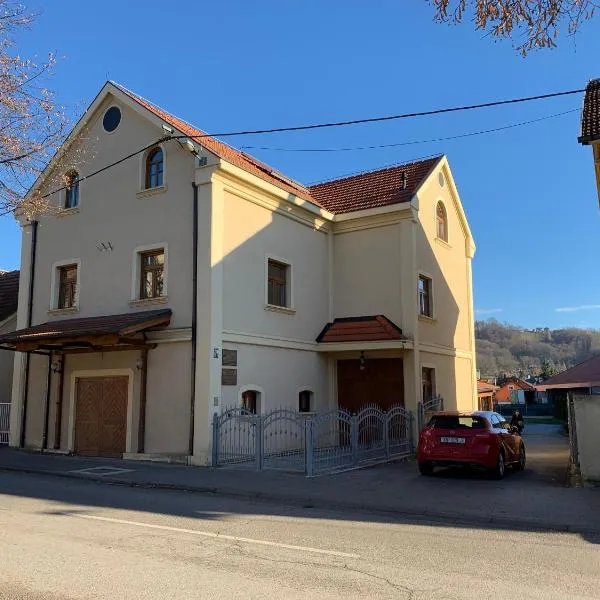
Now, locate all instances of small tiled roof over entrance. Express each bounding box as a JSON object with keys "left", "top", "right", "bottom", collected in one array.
[
  {"left": 317, "top": 316, "right": 404, "bottom": 343},
  {"left": 538, "top": 355, "right": 600, "bottom": 389},
  {"left": 0, "top": 309, "right": 171, "bottom": 349},
  {"left": 0, "top": 270, "right": 19, "bottom": 322},
  {"left": 309, "top": 156, "right": 442, "bottom": 214},
  {"left": 579, "top": 79, "right": 600, "bottom": 144}
]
